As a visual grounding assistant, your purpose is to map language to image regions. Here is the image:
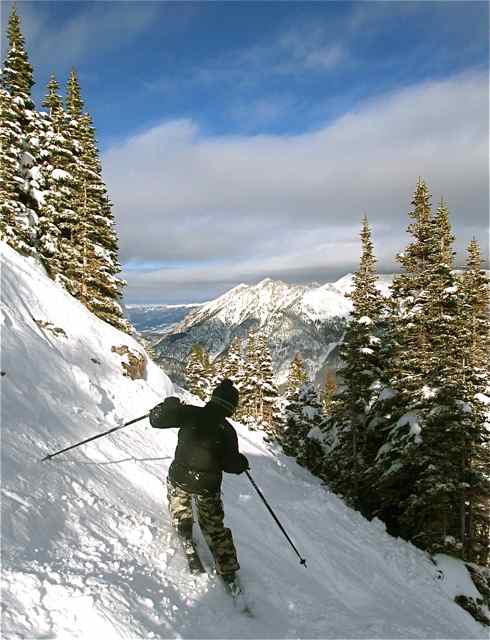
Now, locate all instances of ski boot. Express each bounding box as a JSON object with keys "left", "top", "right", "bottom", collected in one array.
[
  {"left": 177, "top": 522, "right": 205, "bottom": 575},
  {"left": 221, "top": 572, "right": 242, "bottom": 598}
]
